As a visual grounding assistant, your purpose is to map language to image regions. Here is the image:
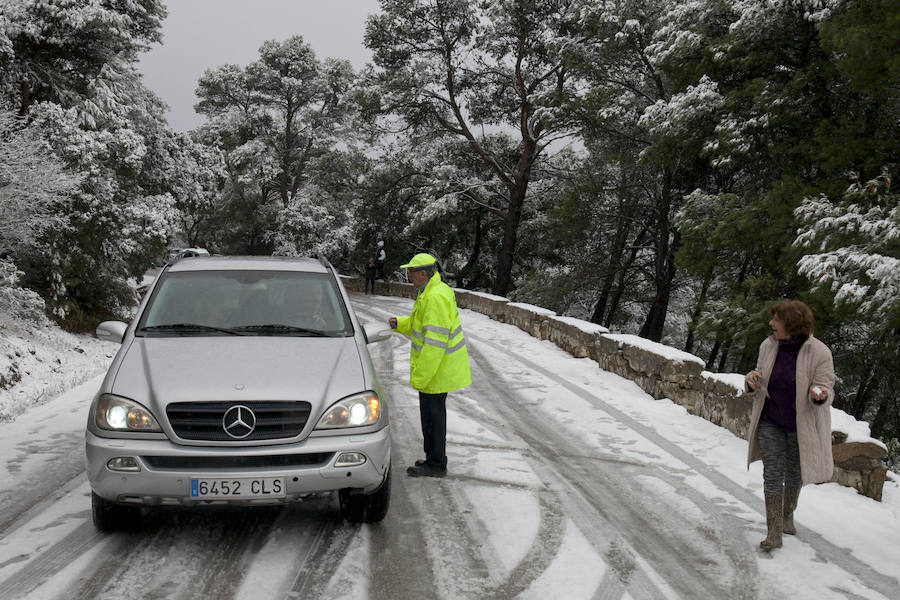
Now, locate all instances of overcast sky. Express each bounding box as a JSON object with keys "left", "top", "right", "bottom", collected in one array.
[{"left": 137, "top": 0, "right": 381, "bottom": 131}]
